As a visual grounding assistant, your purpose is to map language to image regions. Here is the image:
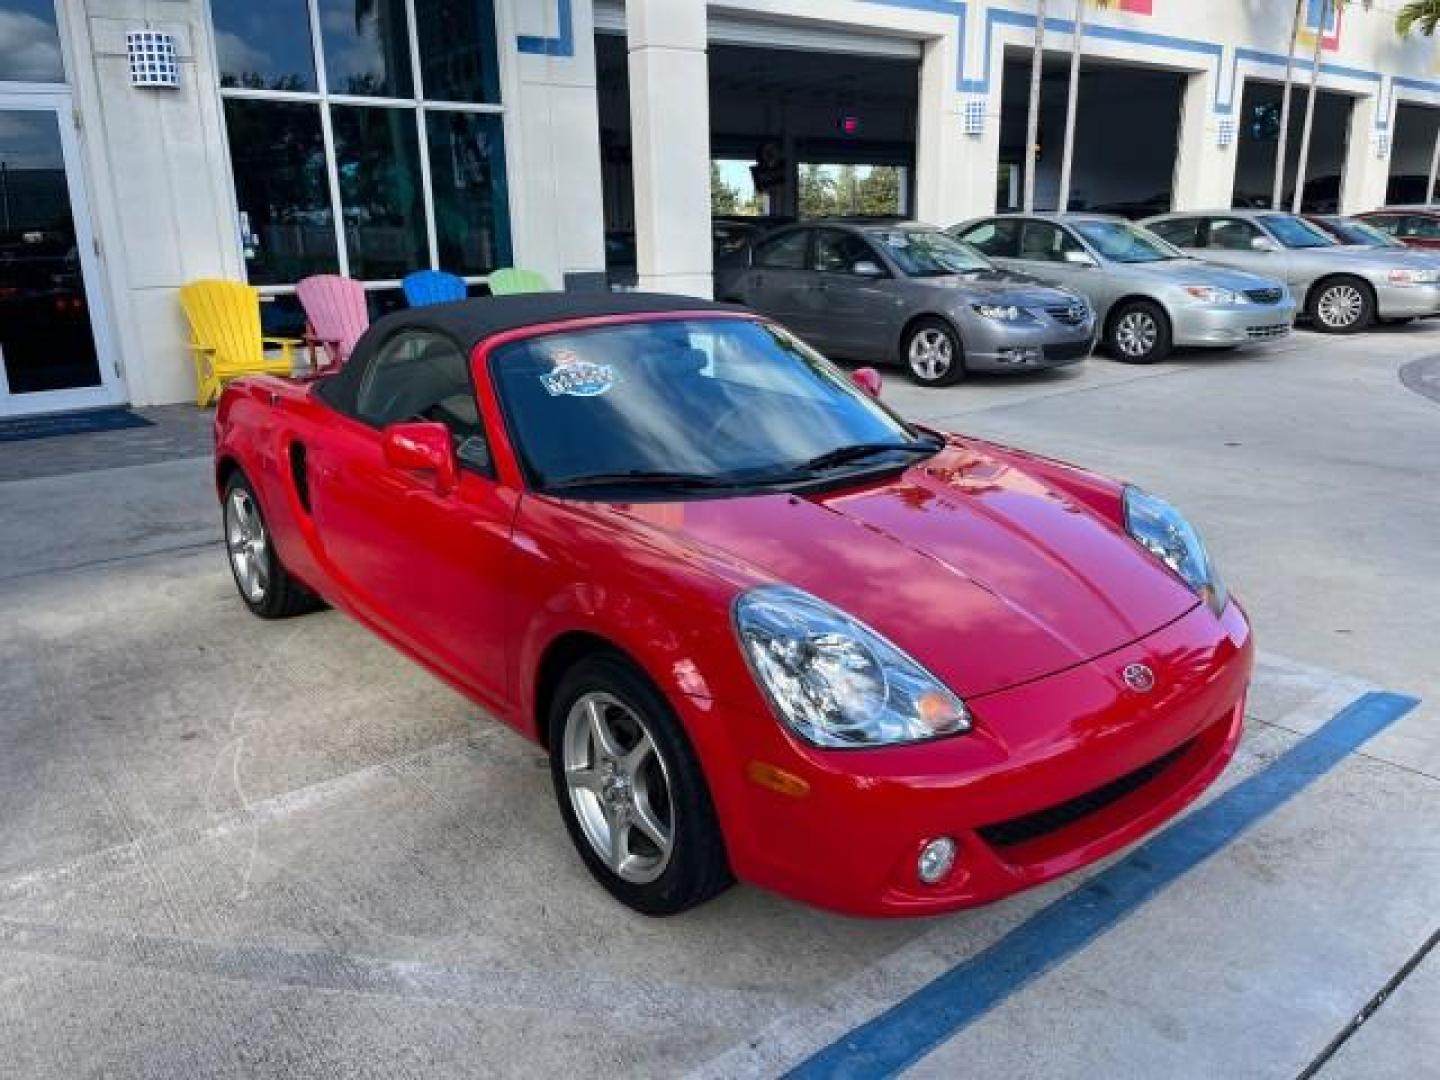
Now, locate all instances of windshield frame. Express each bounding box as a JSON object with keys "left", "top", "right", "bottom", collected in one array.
[
  {"left": 864, "top": 226, "right": 997, "bottom": 278},
  {"left": 1069, "top": 218, "right": 1186, "bottom": 264},
  {"left": 480, "top": 311, "right": 936, "bottom": 500}
]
